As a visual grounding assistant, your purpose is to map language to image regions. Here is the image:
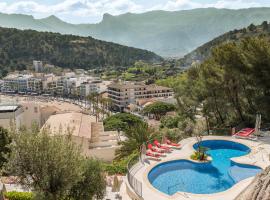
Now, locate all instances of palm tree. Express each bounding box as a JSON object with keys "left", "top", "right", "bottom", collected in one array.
[
  {"left": 99, "top": 97, "right": 107, "bottom": 120},
  {"left": 86, "top": 92, "right": 99, "bottom": 114},
  {"left": 115, "top": 122, "right": 155, "bottom": 160}
]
